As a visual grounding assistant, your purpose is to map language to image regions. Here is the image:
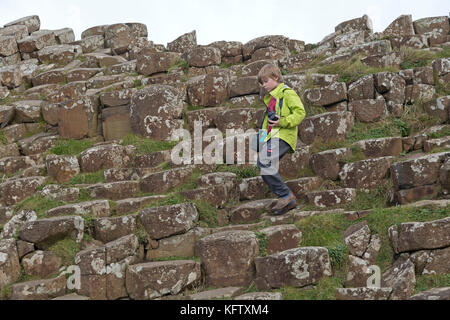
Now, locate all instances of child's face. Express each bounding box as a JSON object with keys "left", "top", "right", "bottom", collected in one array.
[{"left": 261, "top": 76, "right": 279, "bottom": 93}]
